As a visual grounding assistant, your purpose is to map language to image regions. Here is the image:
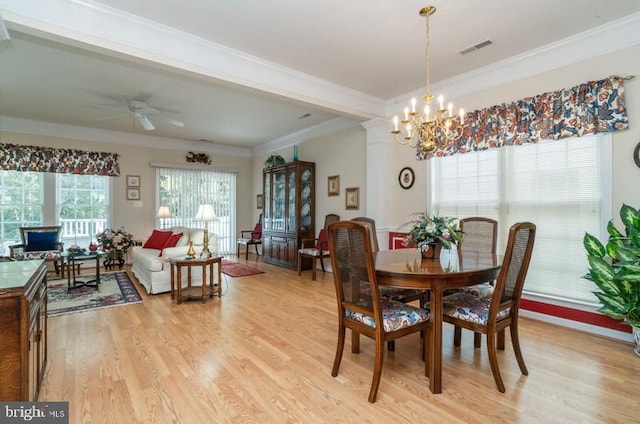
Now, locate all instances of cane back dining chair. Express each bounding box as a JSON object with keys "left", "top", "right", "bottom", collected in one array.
[
  {"left": 436, "top": 221, "right": 536, "bottom": 392},
  {"left": 297, "top": 213, "right": 340, "bottom": 280},
  {"left": 451, "top": 217, "right": 498, "bottom": 348},
  {"left": 237, "top": 214, "right": 262, "bottom": 260},
  {"left": 327, "top": 220, "right": 431, "bottom": 403},
  {"left": 352, "top": 217, "right": 430, "bottom": 351}
]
